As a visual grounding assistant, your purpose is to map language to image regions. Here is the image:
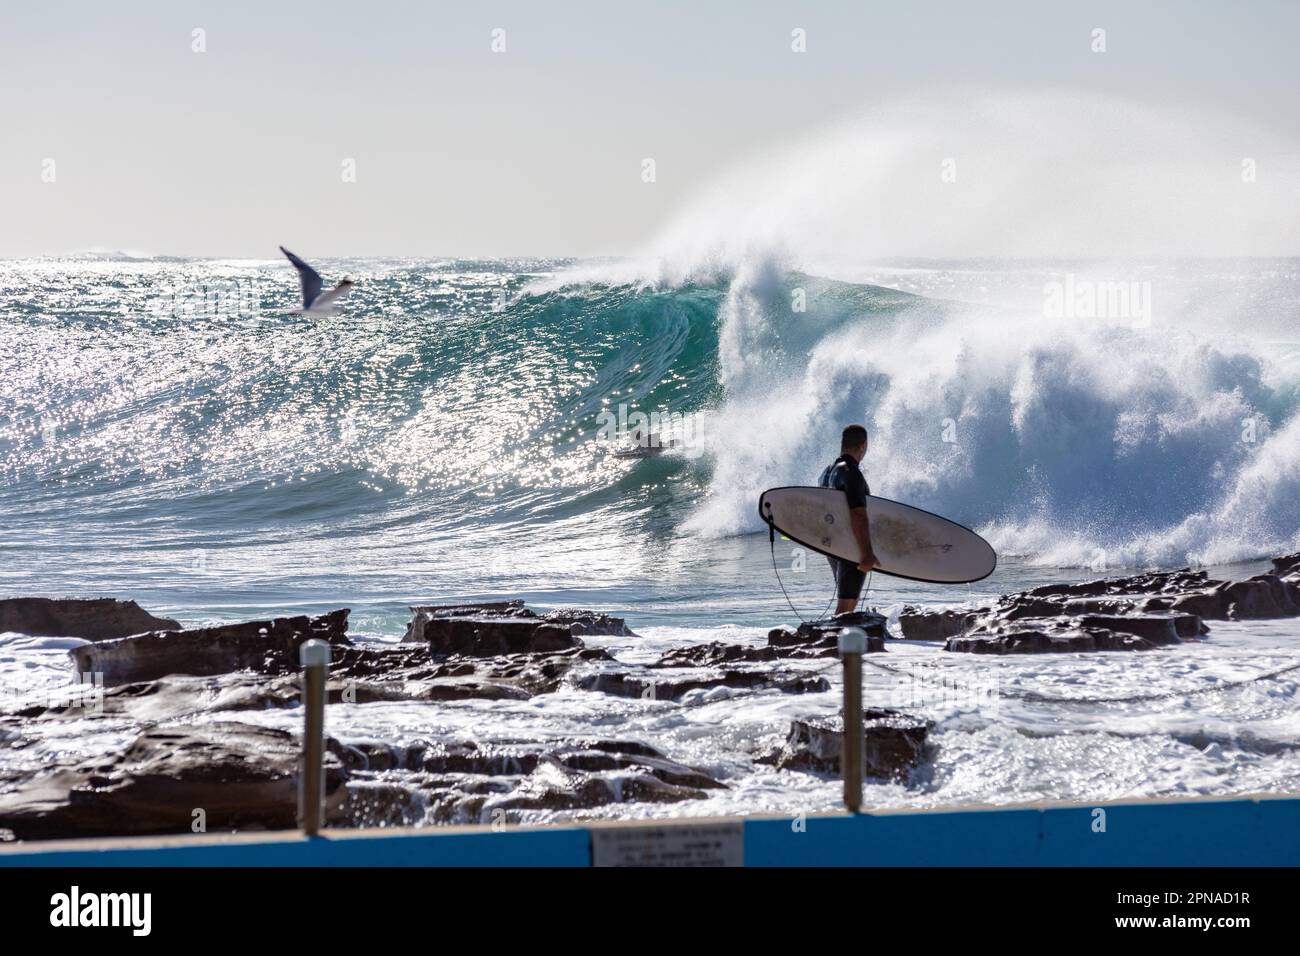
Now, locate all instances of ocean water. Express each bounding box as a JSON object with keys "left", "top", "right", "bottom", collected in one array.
[{"left": 1, "top": 254, "right": 1299, "bottom": 820}]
